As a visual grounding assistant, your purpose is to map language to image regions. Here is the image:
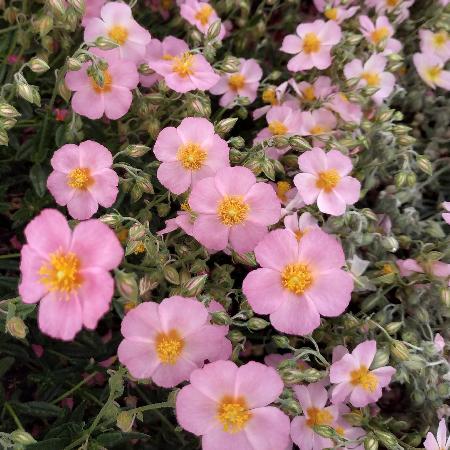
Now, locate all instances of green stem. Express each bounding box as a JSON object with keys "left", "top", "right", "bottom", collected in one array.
[
  {"left": 127, "top": 401, "right": 173, "bottom": 415},
  {"left": 0, "top": 253, "right": 20, "bottom": 259},
  {"left": 0, "top": 24, "right": 20, "bottom": 35},
  {"left": 51, "top": 372, "right": 98, "bottom": 405},
  {"left": 4, "top": 402, "right": 24, "bottom": 431}
]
